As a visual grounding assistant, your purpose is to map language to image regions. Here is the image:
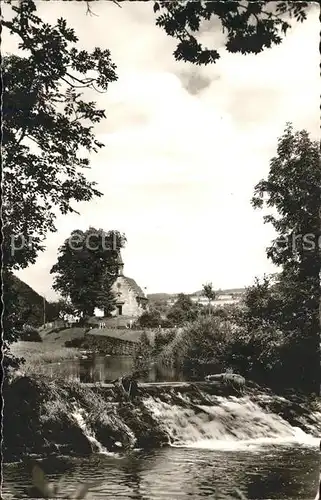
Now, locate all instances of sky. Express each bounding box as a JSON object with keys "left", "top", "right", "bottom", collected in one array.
[{"left": 4, "top": 1, "right": 320, "bottom": 299}]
